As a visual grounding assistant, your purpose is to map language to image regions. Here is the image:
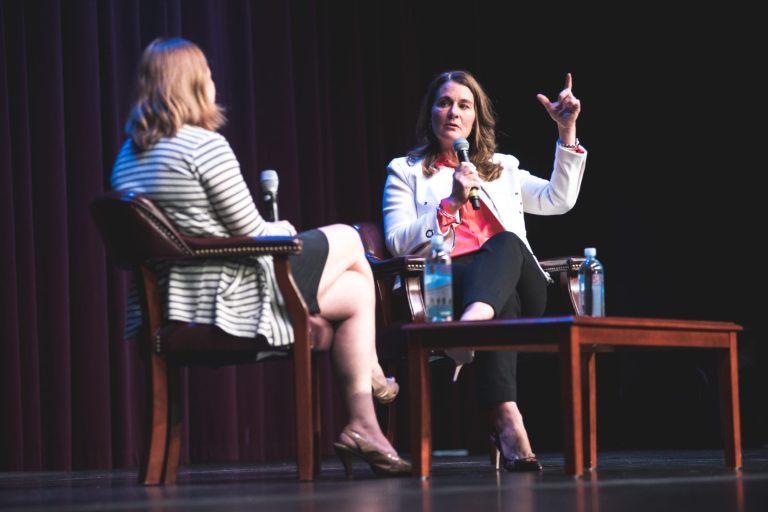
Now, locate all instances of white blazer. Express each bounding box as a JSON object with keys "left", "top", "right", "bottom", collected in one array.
[{"left": 383, "top": 144, "right": 587, "bottom": 272}]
